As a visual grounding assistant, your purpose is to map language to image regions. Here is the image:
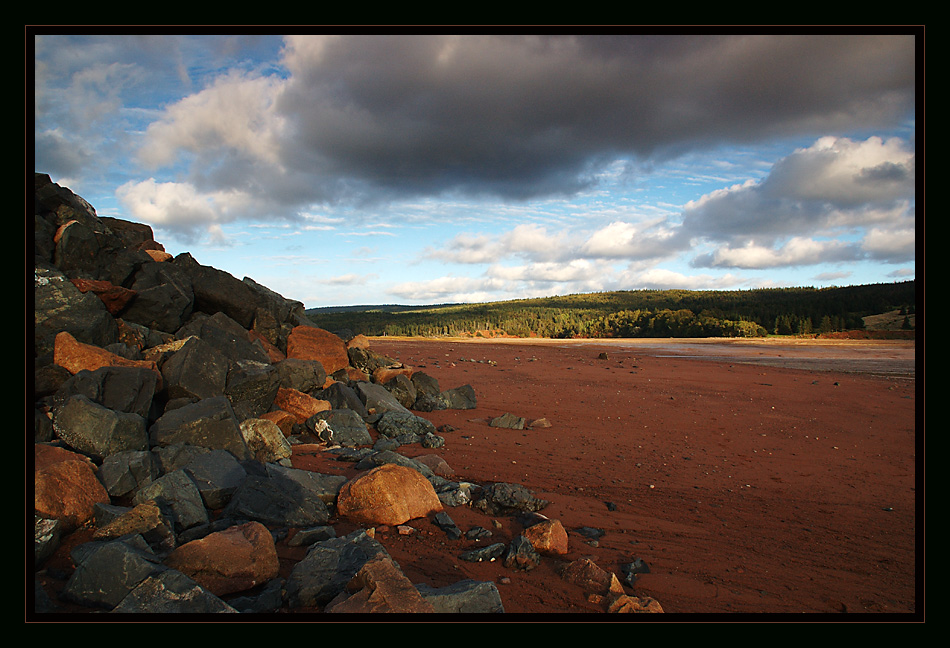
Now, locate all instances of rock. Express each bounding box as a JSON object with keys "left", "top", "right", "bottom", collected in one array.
[
  {"left": 160, "top": 336, "right": 230, "bottom": 401},
  {"left": 459, "top": 543, "right": 507, "bottom": 563},
  {"left": 173, "top": 253, "right": 263, "bottom": 330},
  {"left": 316, "top": 381, "right": 370, "bottom": 418},
  {"left": 111, "top": 569, "right": 238, "bottom": 613},
  {"left": 34, "top": 265, "right": 119, "bottom": 357},
  {"left": 61, "top": 537, "right": 163, "bottom": 610},
  {"left": 308, "top": 408, "right": 373, "bottom": 447},
  {"left": 121, "top": 260, "right": 195, "bottom": 333},
  {"left": 225, "top": 360, "right": 280, "bottom": 421},
  {"left": 70, "top": 278, "right": 136, "bottom": 315},
  {"left": 133, "top": 469, "right": 209, "bottom": 534},
  {"left": 382, "top": 373, "right": 417, "bottom": 409},
  {"left": 416, "top": 579, "right": 505, "bottom": 613},
  {"left": 275, "top": 357, "right": 327, "bottom": 393},
  {"left": 181, "top": 448, "right": 249, "bottom": 510},
  {"left": 53, "top": 331, "right": 160, "bottom": 381},
  {"left": 52, "top": 394, "right": 148, "bottom": 460},
  {"left": 34, "top": 444, "right": 110, "bottom": 531},
  {"left": 91, "top": 501, "right": 176, "bottom": 553},
  {"left": 164, "top": 521, "right": 279, "bottom": 597},
  {"left": 227, "top": 577, "right": 285, "bottom": 613},
  {"left": 433, "top": 511, "right": 462, "bottom": 539},
  {"left": 325, "top": 555, "right": 435, "bottom": 613},
  {"left": 240, "top": 418, "right": 292, "bottom": 464},
  {"left": 288, "top": 525, "right": 337, "bottom": 547},
  {"left": 375, "top": 410, "right": 438, "bottom": 440},
  {"left": 438, "top": 384, "right": 478, "bottom": 410},
  {"left": 504, "top": 535, "right": 541, "bottom": 571},
  {"left": 286, "top": 326, "right": 350, "bottom": 375},
  {"left": 489, "top": 412, "right": 525, "bottom": 429},
  {"left": 149, "top": 396, "right": 251, "bottom": 460},
  {"left": 54, "top": 365, "right": 160, "bottom": 420},
  {"left": 356, "top": 381, "right": 412, "bottom": 417},
  {"left": 337, "top": 463, "right": 443, "bottom": 526},
  {"left": 35, "top": 516, "right": 65, "bottom": 568},
  {"left": 273, "top": 387, "right": 331, "bottom": 424},
  {"left": 413, "top": 454, "right": 455, "bottom": 478},
  {"left": 285, "top": 530, "right": 390, "bottom": 608},
  {"left": 522, "top": 518, "right": 569, "bottom": 556},
  {"left": 97, "top": 449, "right": 160, "bottom": 499},
  {"left": 222, "top": 465, "right": 338, "bottom": 528},
  {"left": 472, "top": 482, "right": 549, "bottom": 516}
]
